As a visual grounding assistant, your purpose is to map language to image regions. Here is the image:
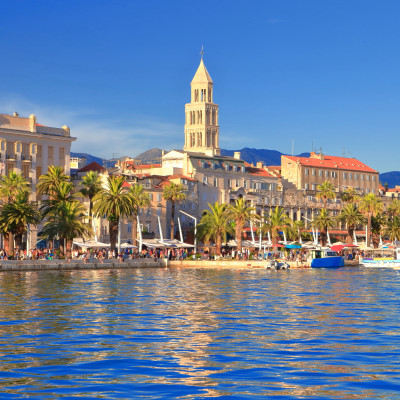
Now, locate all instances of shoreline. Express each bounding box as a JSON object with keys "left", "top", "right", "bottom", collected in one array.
[{"left": 0, "top": 258, "right": 360, "bottom": 272}]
